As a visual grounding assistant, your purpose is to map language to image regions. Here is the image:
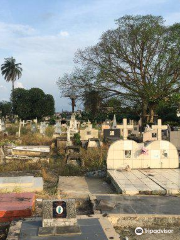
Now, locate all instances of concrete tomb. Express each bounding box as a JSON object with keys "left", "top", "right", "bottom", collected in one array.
[
  {"left": 0, "top": 176, "right": 43, "bottom": 192},
  {"left": 0, "top": 192, "right": 35, "bottom": 222},
  {"left": 170, "top": 130, "right": 180, "bottom": 151},
  {"left": 12, "top": 146, "right": 50, "bottom": 157},
  {"left": 143, "top": 119, "right": 167, "bottom": 142},
  {"left": 38, "top": 199, "right": 81, "bottom": 236},
  {"left": 80, "top": 121, "right": 99, "bottom": 145}
]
